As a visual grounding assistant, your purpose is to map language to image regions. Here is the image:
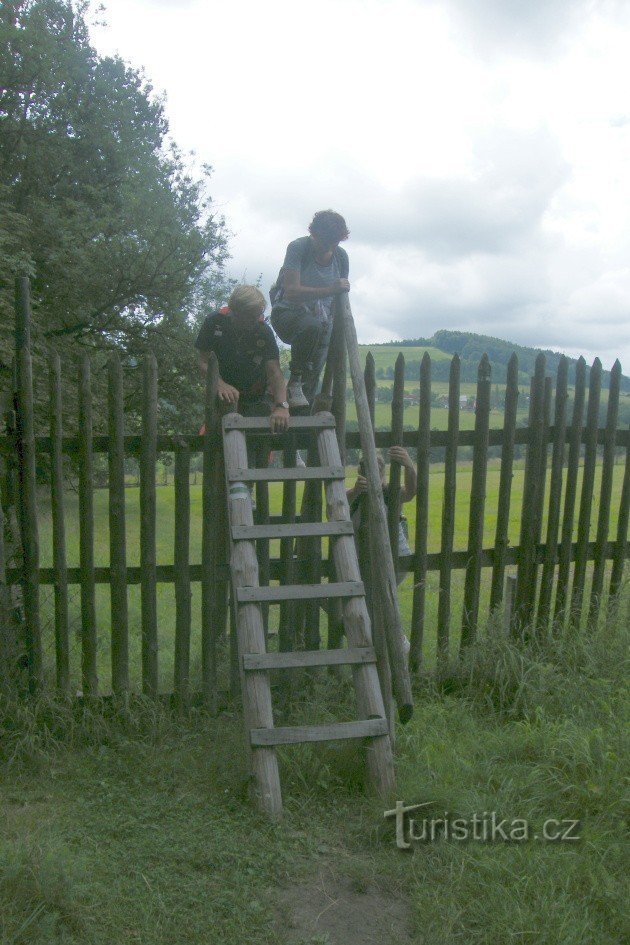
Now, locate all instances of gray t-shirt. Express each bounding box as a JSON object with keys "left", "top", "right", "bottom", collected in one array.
[{"left": 272, "top": 236, "right": 348, "bottom": 320}]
